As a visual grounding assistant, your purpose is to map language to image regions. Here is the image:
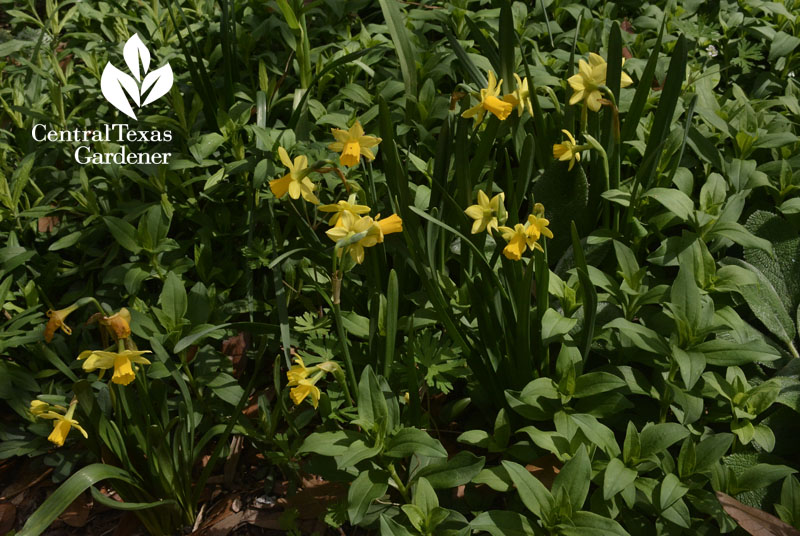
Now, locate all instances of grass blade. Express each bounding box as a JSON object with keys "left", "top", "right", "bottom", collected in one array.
[{"left": 378, "top": 0, "right": 418, "bottom": 97}]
